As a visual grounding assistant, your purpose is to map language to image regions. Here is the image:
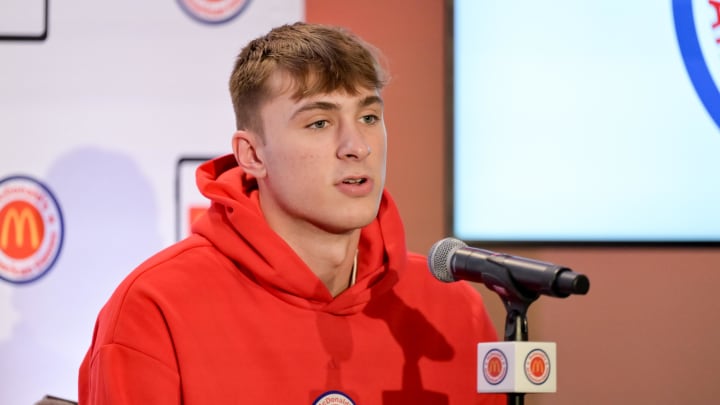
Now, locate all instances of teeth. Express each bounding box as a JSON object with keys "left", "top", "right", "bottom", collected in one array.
[{"left": 344, "top": 178, "right": 364, "bottom": 184}]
